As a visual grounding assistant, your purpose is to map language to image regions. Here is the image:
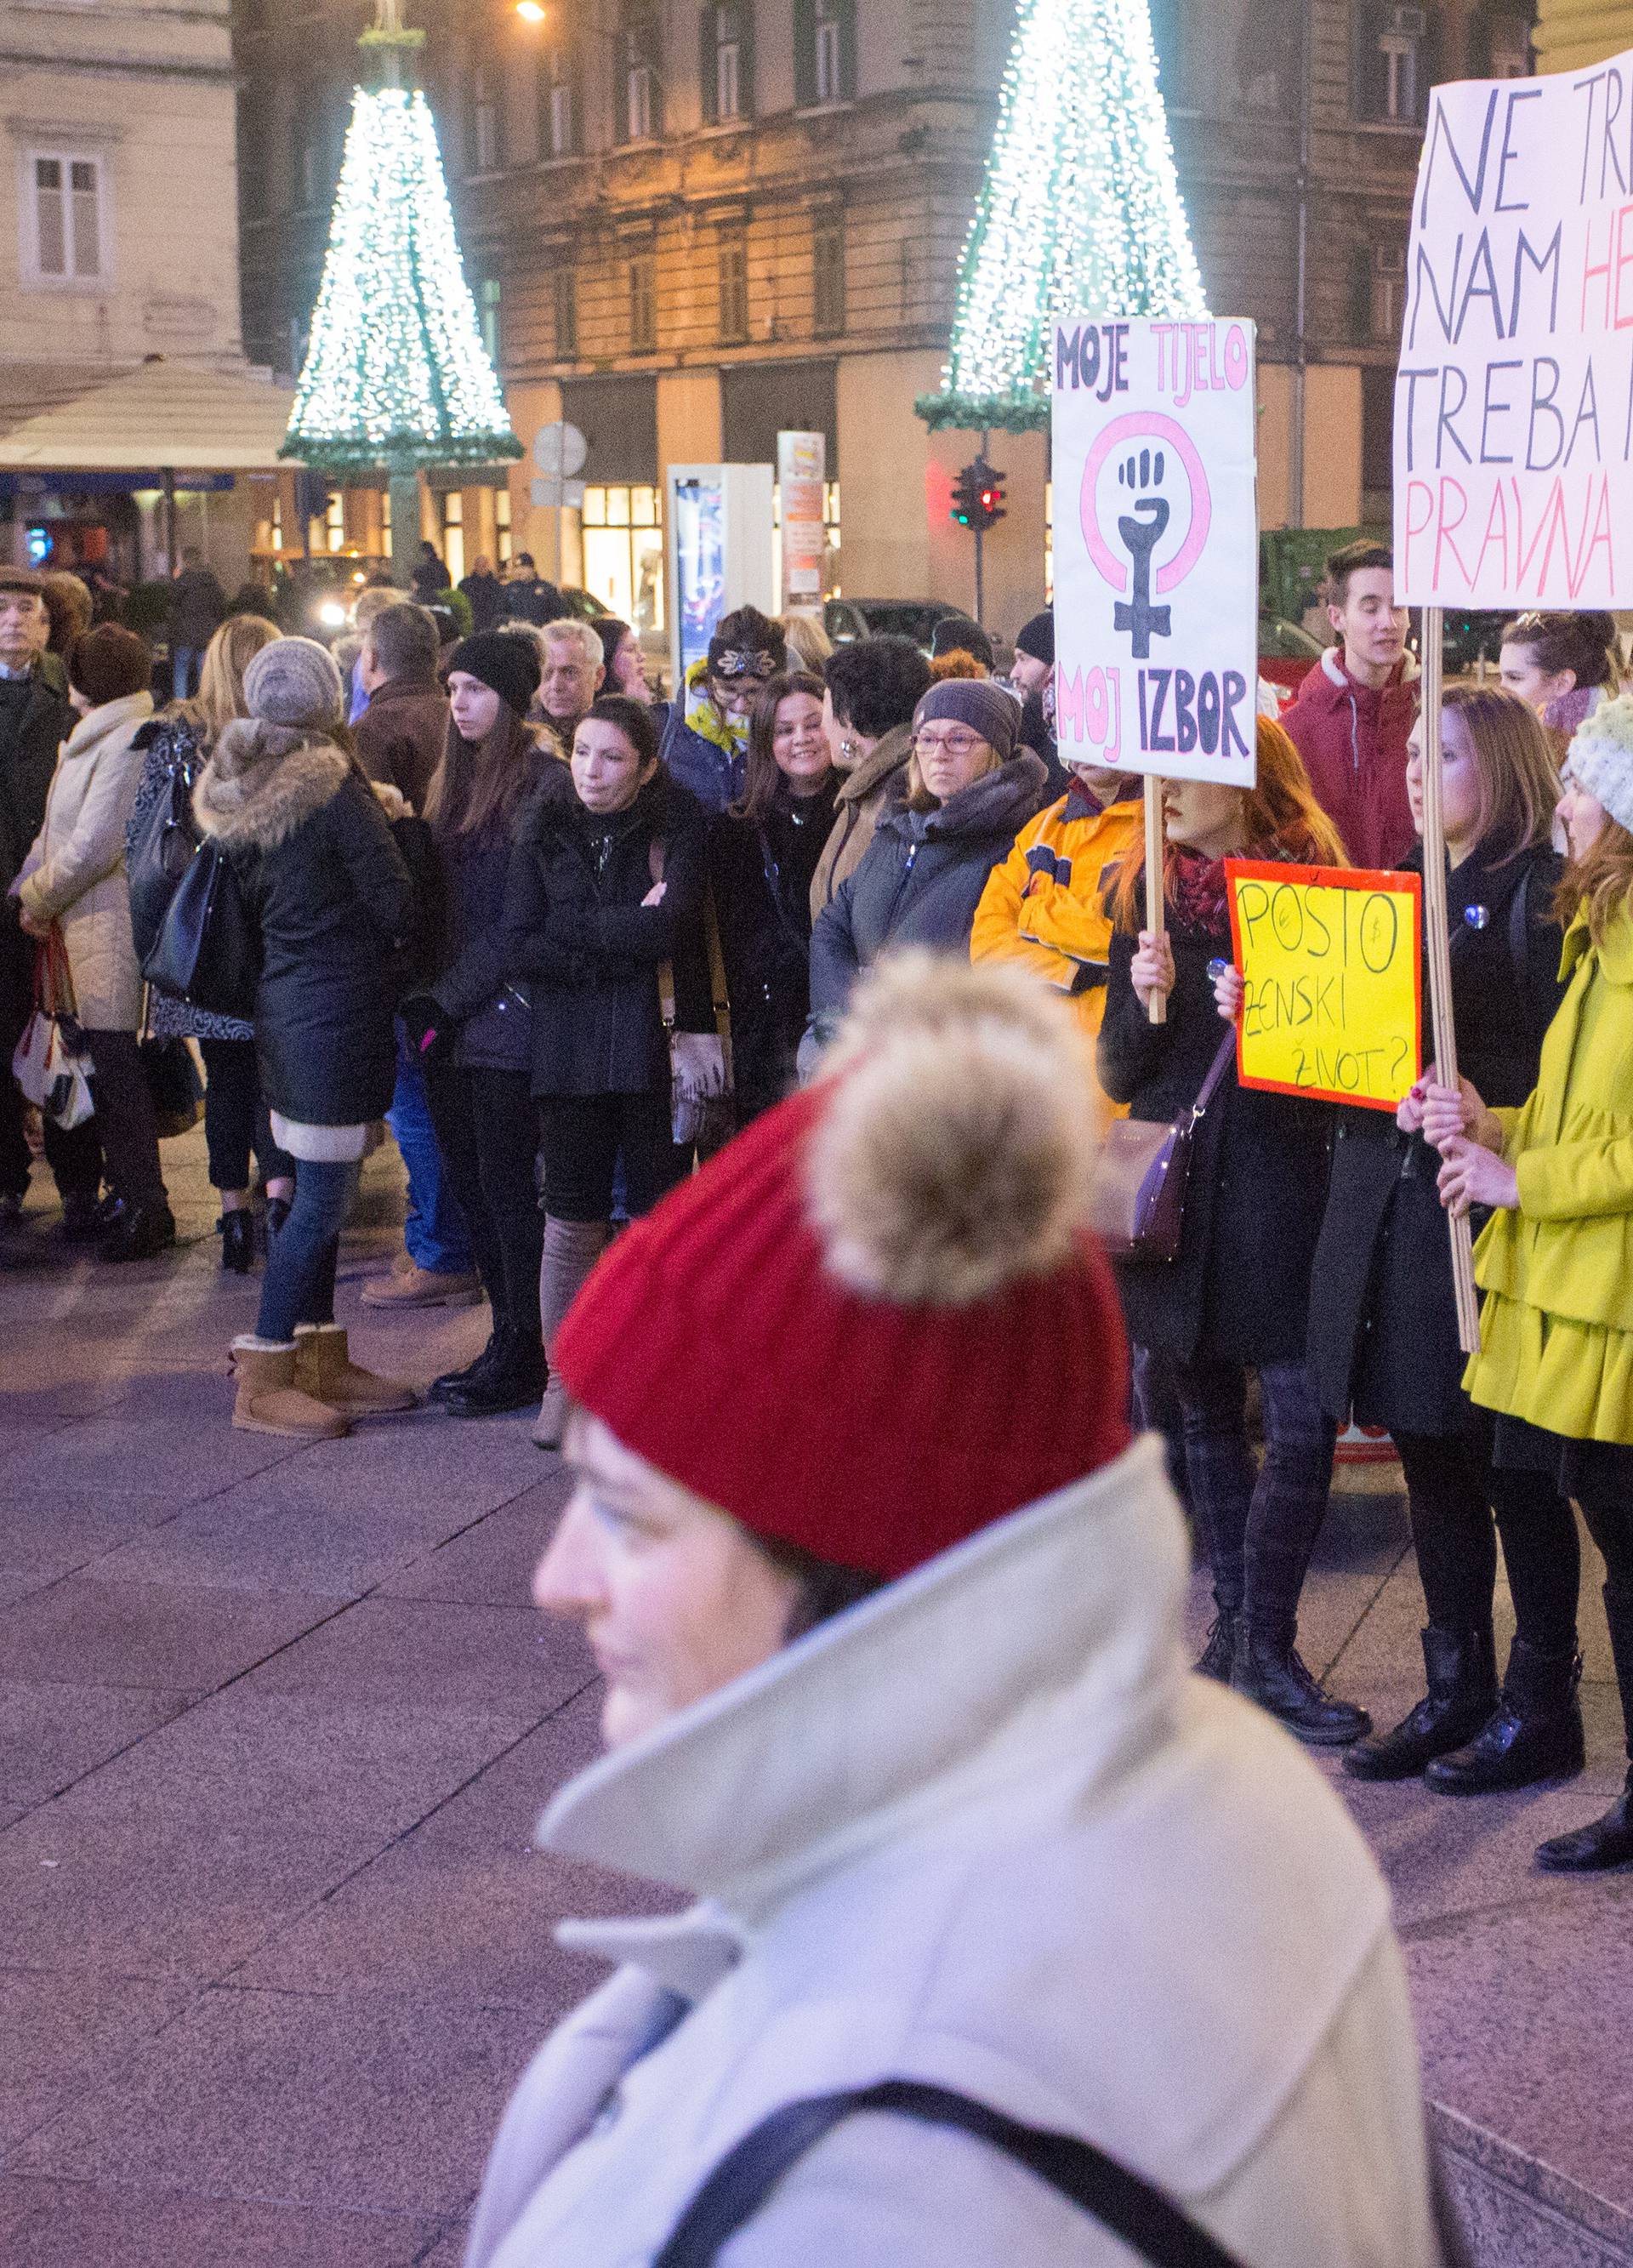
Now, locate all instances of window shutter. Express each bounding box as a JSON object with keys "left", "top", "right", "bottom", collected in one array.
[
  {"left": 836, "top": 0, "right": 856, "bottom": 100},
  {"left": 1417, "top": 6, "right": 1442, "bottom": 123},
  {"left": 794, "top": 0, "right": 816, "bottom": 108},
  {"left": 739, "top": 2, "right": 756, "bottom": 117},
  {"left": 1353, "top": 1, "right": 1386, "bottom": 122},
  {"left": 701, "top": 5, "right": 719, "bottom": 123}
]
